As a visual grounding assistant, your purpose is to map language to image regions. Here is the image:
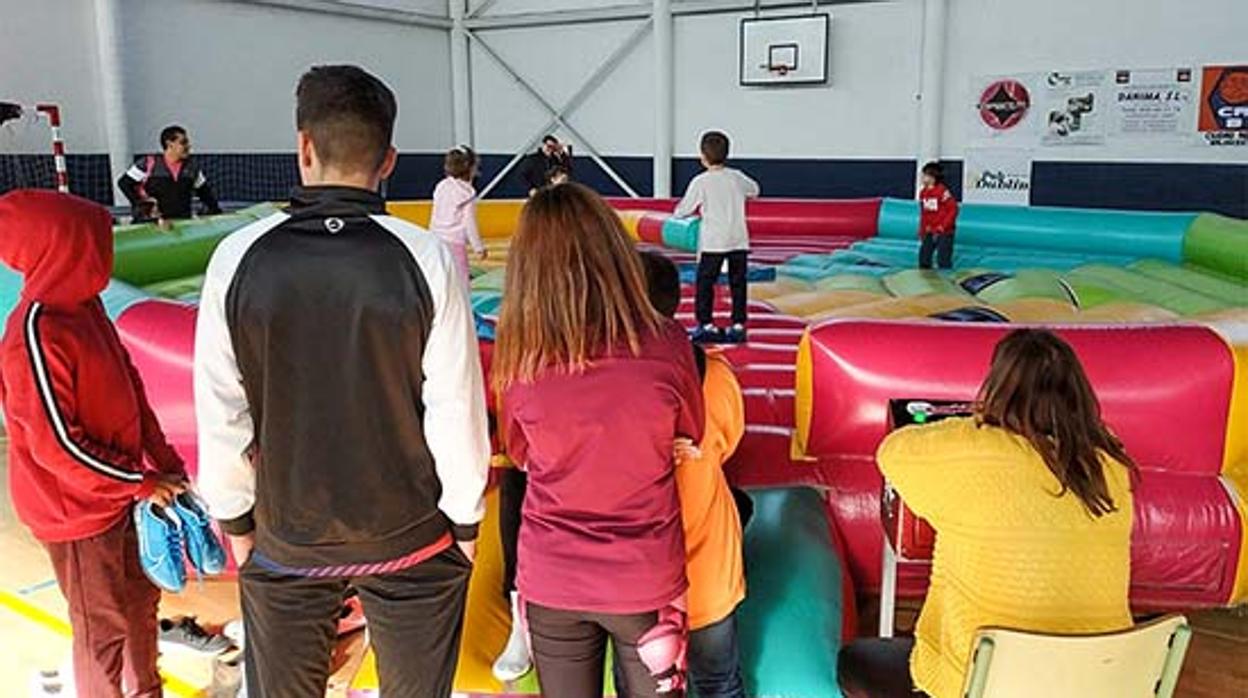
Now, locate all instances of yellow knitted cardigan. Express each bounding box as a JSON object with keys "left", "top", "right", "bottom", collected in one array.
[{"left": 877, "top": 417, "right": 1134, "bottom": 698}]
